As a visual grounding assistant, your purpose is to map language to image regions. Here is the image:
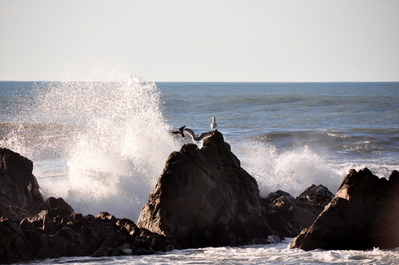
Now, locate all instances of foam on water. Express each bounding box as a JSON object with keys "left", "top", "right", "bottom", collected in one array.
[{"left": 27, "top": 239, "right": 399, "bottom": 264}]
